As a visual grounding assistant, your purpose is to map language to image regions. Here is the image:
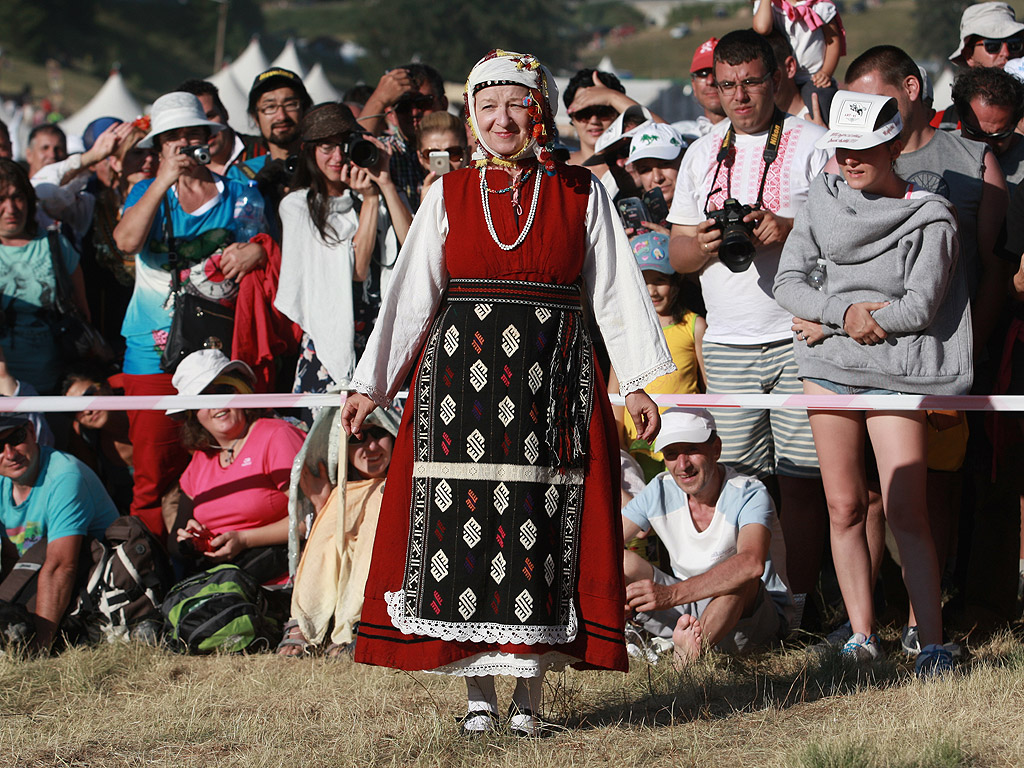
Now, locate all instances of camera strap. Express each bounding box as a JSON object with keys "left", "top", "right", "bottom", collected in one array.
[
  {"left": 705, "top": 108, "right": 786, "bottom": 215},
  {"left": 163, "top": 191, "right": 180, "bottom": 296}
]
